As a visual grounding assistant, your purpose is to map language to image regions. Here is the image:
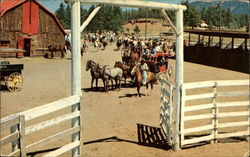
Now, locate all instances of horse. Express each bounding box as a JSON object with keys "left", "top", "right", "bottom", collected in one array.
[
  {"left": 121, "top": 49, "right": 131, "bottom": 65},
  {"left": 65, "top": 40, "right": 71, "bottom": 52},
  {"left": 99, "top": 65, "right": 123, "bottom": 91},
  {"left": 130, "top": 47, "right": 141, "bottom": 62},
  {"left": 116, "top": 38, "right": 123, "bottom": 51},
  {"left": 100, "top": 37, "right": 108, "bottom": 50},
  {"left": 114, "top": 61, "right": 133, "bottom": 86},
  {"left": 131, "top": 64, "right": 156, "bottom": 97},
  {"left": 85, "top": 60, "right": 106, "bottom": 91}
]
